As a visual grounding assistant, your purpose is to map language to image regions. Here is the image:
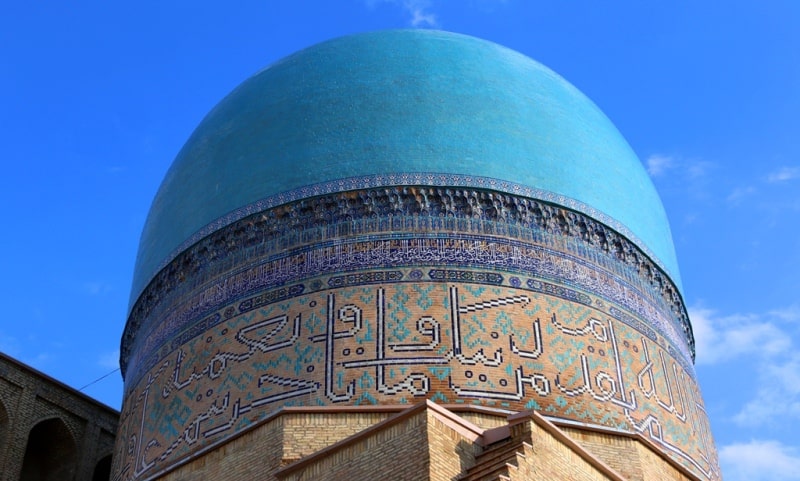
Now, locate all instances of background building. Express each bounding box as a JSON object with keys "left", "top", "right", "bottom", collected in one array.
[
  {"left": 114, "top": 30, "right": 719, "bottom": 480},
  {"left": 0, "top": 352, "right": 118, "bottom": 481}
]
